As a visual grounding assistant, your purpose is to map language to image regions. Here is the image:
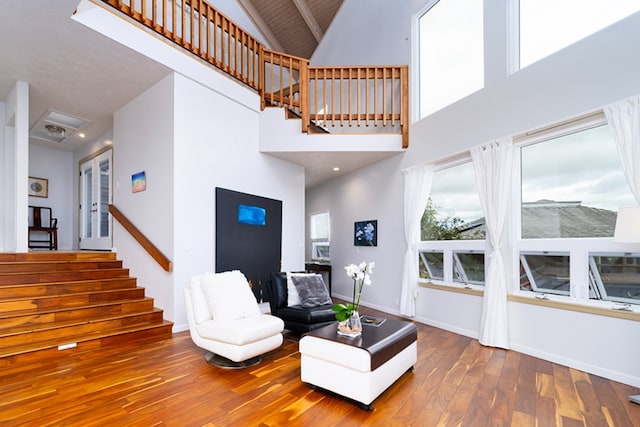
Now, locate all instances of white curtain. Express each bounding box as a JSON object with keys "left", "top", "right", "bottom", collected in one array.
[
  {"left": 399, "top": 164, "right": 434, "bottom": 316},
  {"left": 470, "top": 138, "right": 513, "bottom": 349},
  {"left": 603, "top": 95, "right": 640, "bottom": 203}
]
